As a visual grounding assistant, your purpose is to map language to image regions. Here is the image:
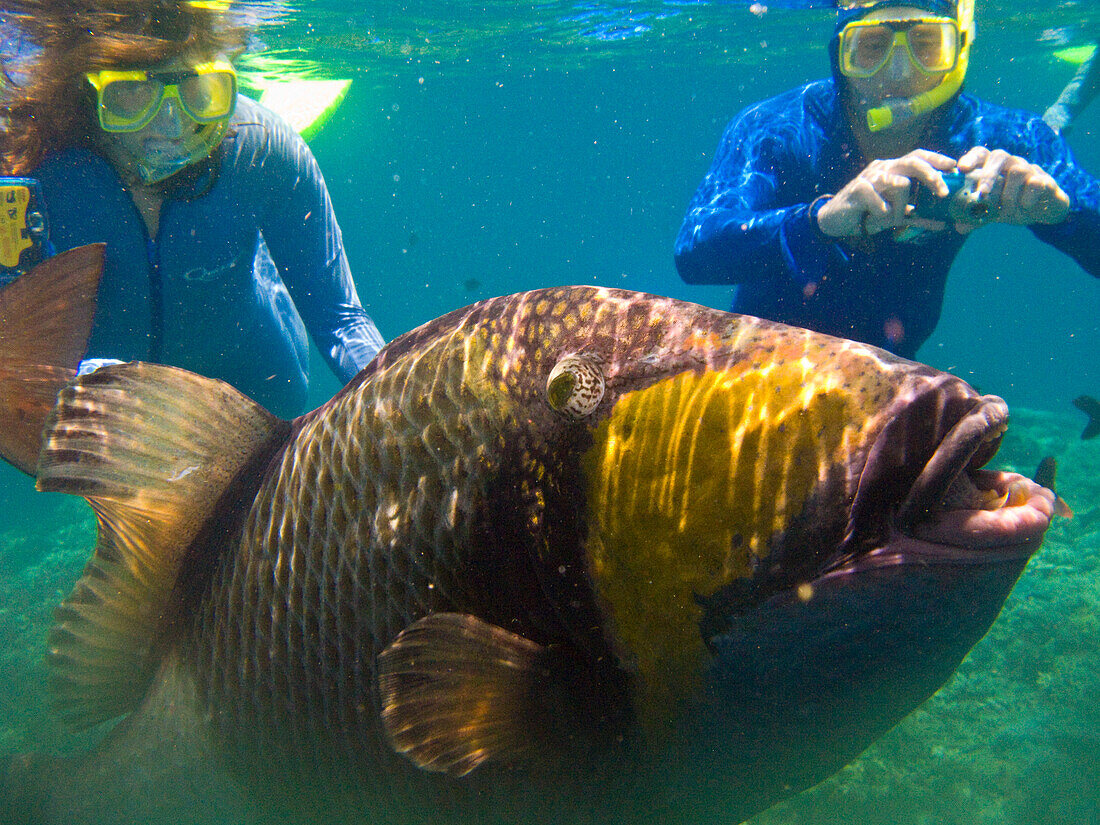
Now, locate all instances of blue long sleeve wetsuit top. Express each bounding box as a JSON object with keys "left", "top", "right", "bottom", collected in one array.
[
  {"left": 32, "top": 96, "right": 385, "bottom": 418},
  {"left": 674, "top": 79, "right": 1100, "bottom": 359}
]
